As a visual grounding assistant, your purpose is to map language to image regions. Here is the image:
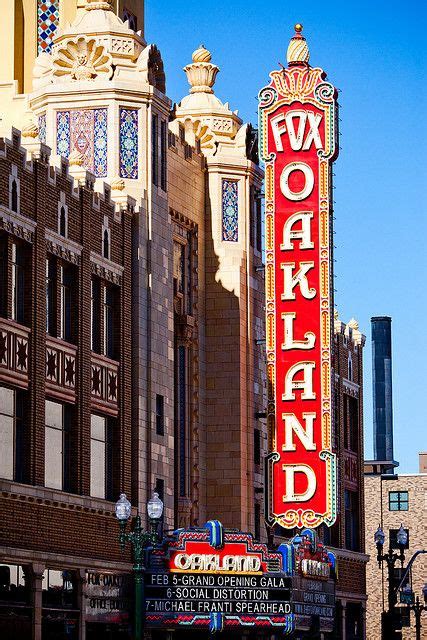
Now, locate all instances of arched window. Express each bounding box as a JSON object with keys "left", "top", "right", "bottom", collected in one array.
[
  {"left": 11, "top": 180, "right": 18, "bottom": 213},
  {"left": 103, "top": 229, "right": 110, "bottom": 259},
  {"left": 348, "top": 355, "right": 353, "bottom": 381},
  {"left": 59, "top": 206, "right": 67, "bottom": 237}
]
